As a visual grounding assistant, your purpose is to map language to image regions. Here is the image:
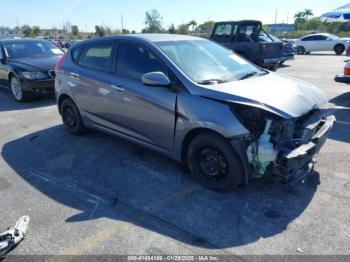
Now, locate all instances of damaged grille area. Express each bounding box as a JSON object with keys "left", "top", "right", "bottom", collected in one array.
[
  {"left": 234, "top": 104, "right": 336, "bottom": 182},
  {"left": 269, "top": 110, "right": 336, "bottom": 182}
]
